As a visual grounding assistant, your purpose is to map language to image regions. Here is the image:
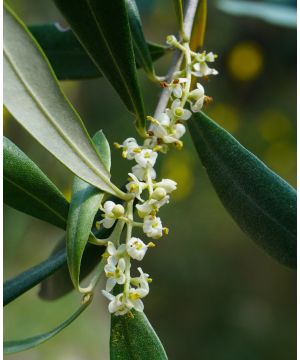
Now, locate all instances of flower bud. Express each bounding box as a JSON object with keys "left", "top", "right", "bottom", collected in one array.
[
  {"left": 151, "top": 187, "right": 167, "bottom": 201},
  {"left": 112, "top": 204, "right": 125, "bottom": 218}
]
